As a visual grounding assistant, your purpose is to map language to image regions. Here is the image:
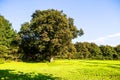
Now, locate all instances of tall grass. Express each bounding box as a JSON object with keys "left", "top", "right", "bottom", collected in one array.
[{"left": 0, "top": 60, "right": 120, "bottom": 80}]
